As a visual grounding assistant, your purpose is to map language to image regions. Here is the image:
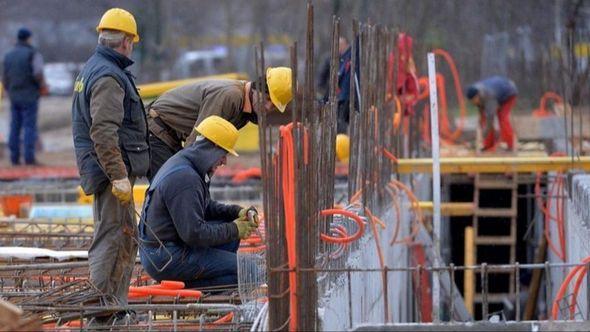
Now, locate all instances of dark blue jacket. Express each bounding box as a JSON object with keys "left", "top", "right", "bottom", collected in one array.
[
  {"left": 2, "top": 42, "right": 40, "bottom": 103},
  {"left": 140, "top": 138, "right": 240, "bottom": 248},
  {"left": 71, "top": 46, "right": 149, "bottom": 194}
]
